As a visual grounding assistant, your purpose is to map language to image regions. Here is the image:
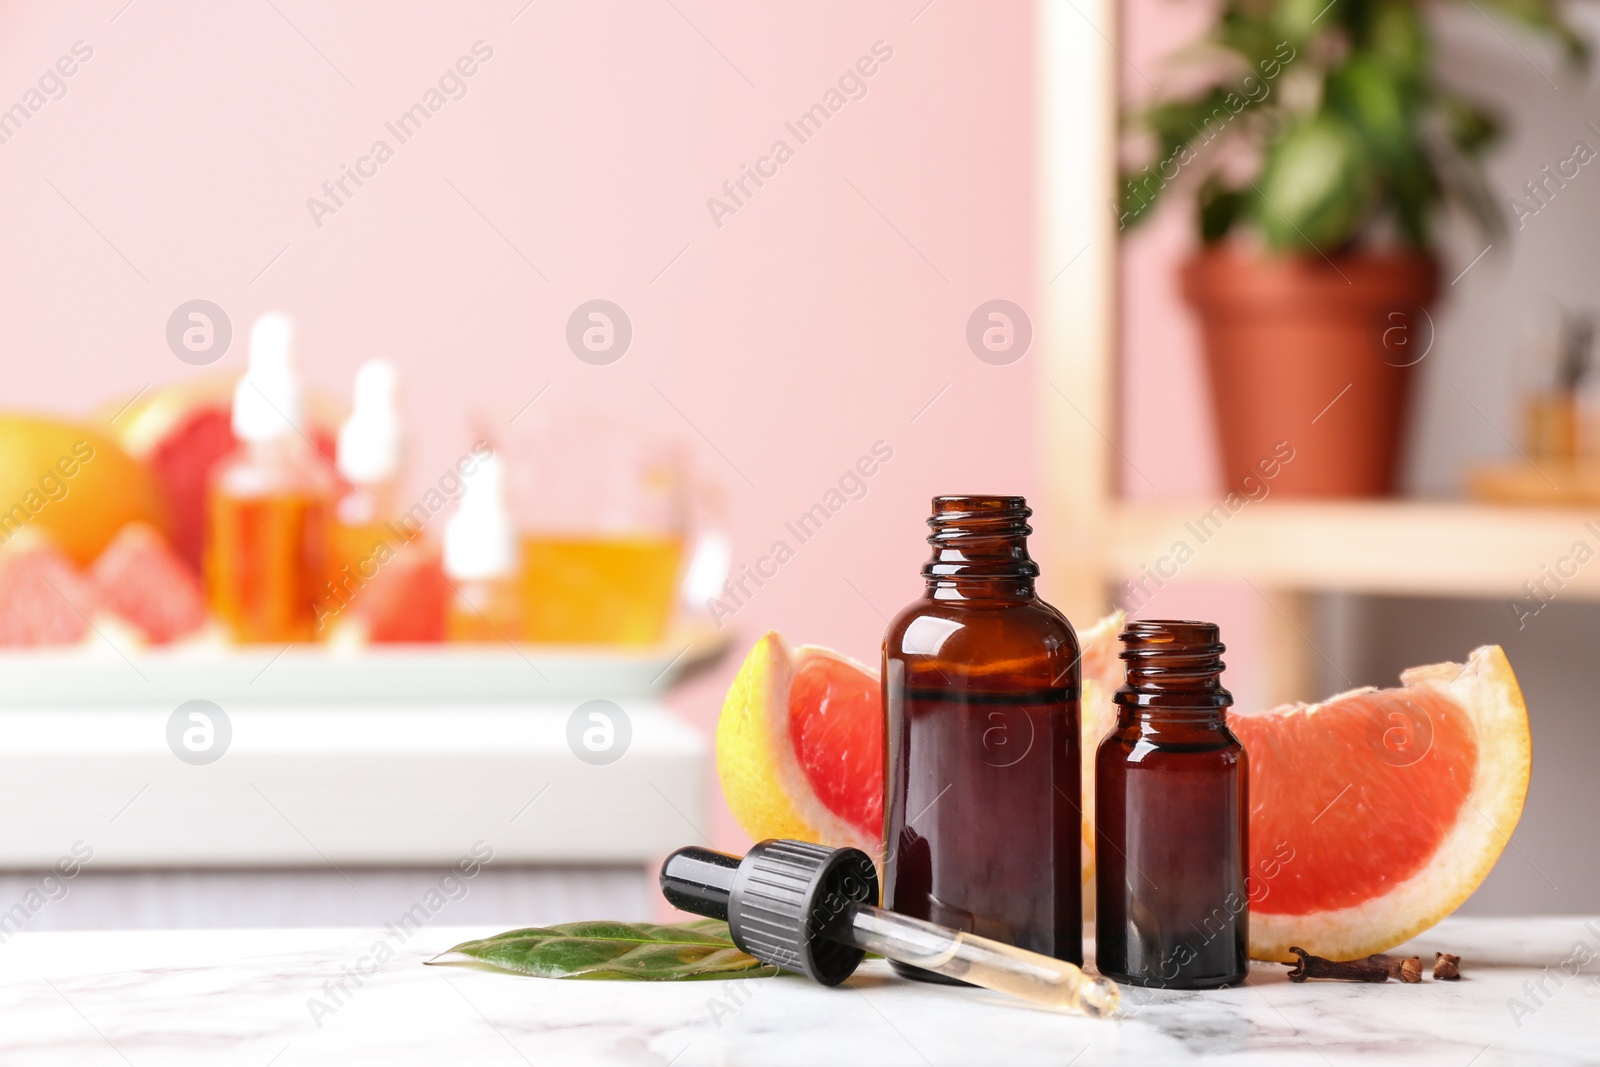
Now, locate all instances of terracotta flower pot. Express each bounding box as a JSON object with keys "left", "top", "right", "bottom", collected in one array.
[{"left": 1181, "top": 248, "right": 1438, "bottom": 497}]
